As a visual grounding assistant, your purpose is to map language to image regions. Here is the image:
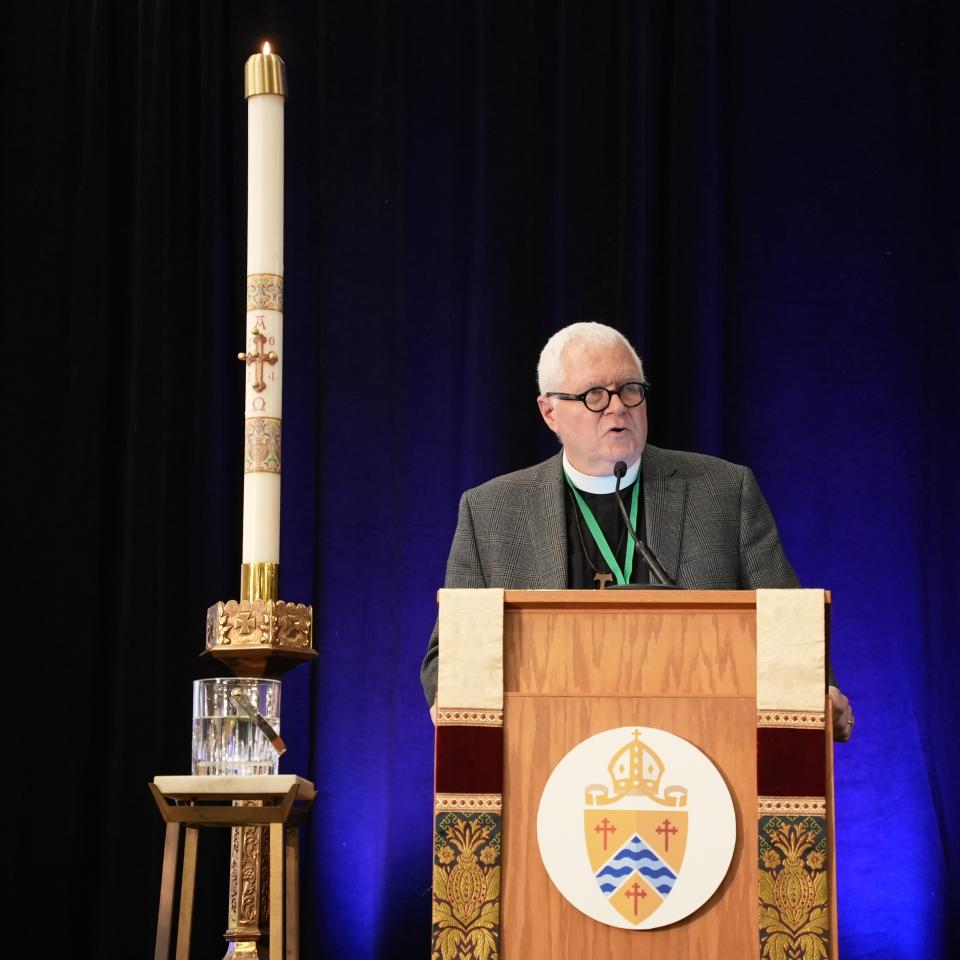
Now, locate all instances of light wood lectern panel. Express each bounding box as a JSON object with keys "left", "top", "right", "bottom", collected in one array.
[
  {"left": 502, "top": 591, "right": 759, "bottom": 959},
  {"left": 503, "top": 590, "right": 758, "bottom": 697}
]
